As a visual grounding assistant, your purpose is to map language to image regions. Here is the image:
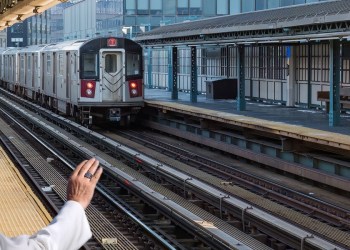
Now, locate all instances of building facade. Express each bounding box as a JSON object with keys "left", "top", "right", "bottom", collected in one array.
[
  {"left": 6, "top": 11, "right": 50, "bottom": 47},
  {"left": 61, "top": 0, "right": 329, "bottom": 42}
]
